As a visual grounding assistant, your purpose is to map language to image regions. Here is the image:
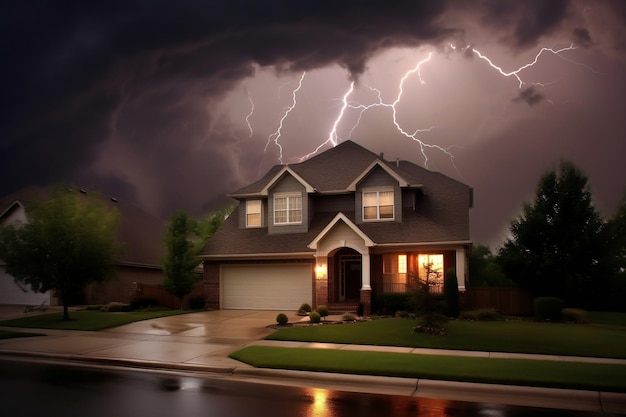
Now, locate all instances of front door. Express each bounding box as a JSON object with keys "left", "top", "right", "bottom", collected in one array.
[{"left": 339, "top": 254, "right": 361, "bottom": 301}]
